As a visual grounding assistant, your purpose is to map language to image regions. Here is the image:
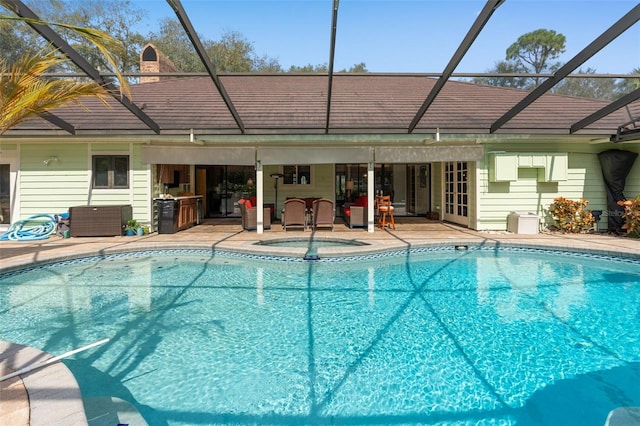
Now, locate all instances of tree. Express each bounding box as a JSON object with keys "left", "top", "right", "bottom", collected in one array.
[
  {"left": 553, "top": 67, "right": 618, "bottom": 100},
  {"left": 207, "top": 31, "right": 266, "bottom": 73},
  {"left": 343, "top": 62, "right": 367, "bottom": 73},
  {"left": 288, "top": 63, "right": 328, "bottom": 73},
  {"left": 253, "top": 55, "right": 283, "bottom": 73},
  {"left": 287, "top": 62, "right": 368, "bottom": 73},
  {"left": 148, "top": 18, "right": 204, "bottom": 72},
  {"left": 0, "top": 0, "right": 147, "bottom": 74},
  {"left": 149, "top": 22, "right": 283, "bottom": 73},
  {"left": 0, "top": 20, "right": 35, "bottom": 64},
  {"left": 471, "top": 60, "right": 529, "bottom": 88},
  {"left": 59, "top": 0, "right": 147, "bottom": 73},
  {"left": 472, "top": 29, "right": 637, "bottom": 100},
  {"left": 506, "top": 29, "right": 566, "bottom": 86},
  {"left": 0, "top": 2, "right": 130, "bottom": 134},
  {"left": 471, "top": 29, "right": 566, "bottom": 90},
  {"left": 617, "top": 67, "right": 640, "bottom": 94}
]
